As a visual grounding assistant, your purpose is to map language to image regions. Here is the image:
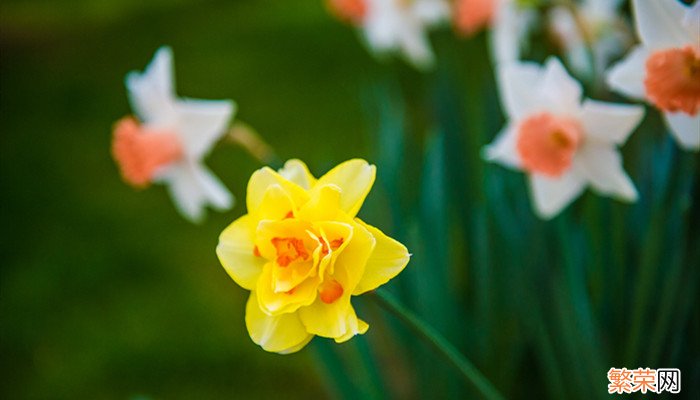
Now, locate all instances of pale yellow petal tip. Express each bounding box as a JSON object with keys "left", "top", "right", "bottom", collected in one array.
[
  {"left": 275, "top": 335, "right": 314, "bottom": 354},
  {"left": 278, "top": 159, "right": 317, "bottom": 190},
  {"left": 334, "top": 319, "right": 370, "bottom": 344}
]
